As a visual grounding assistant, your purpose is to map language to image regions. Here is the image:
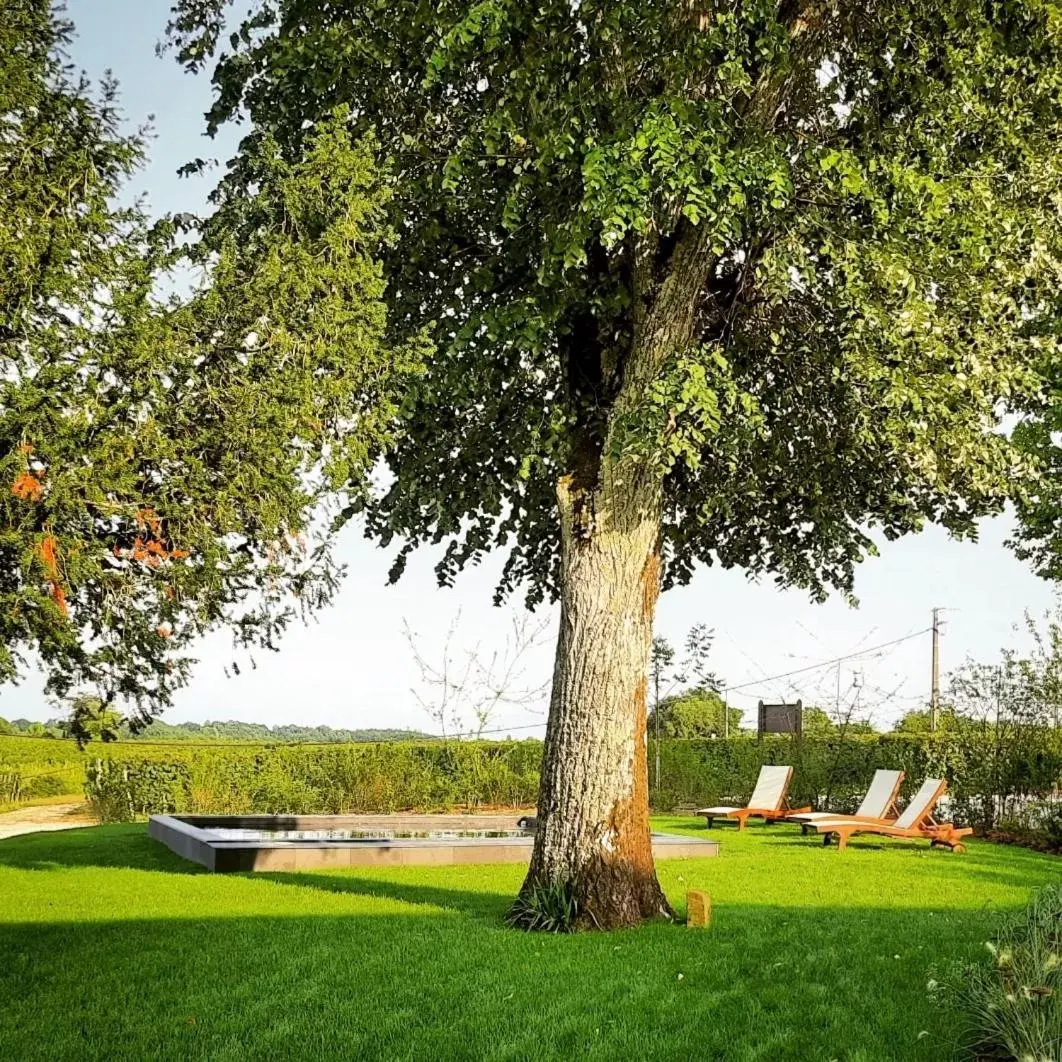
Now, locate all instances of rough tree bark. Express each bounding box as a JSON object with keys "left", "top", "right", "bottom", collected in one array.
[
  {"left": 516, "top": 228, "right": 717, "bottom": 930},
  {"left": 520, "top": 463, "right": 670, "bottom": 929}
]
